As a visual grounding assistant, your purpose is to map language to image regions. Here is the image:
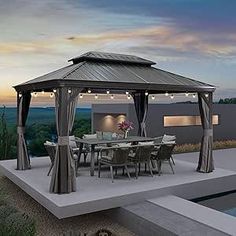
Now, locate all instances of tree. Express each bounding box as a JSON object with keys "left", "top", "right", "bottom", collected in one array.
[{"left": 0, "top": 106, "right": 17, "bottom": 160}]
